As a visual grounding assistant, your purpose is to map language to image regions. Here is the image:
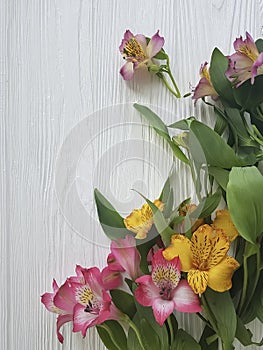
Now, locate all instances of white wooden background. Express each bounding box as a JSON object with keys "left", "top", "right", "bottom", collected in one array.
[{"left": 1, "top": 0, "right": 263, "bottom": 349}]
